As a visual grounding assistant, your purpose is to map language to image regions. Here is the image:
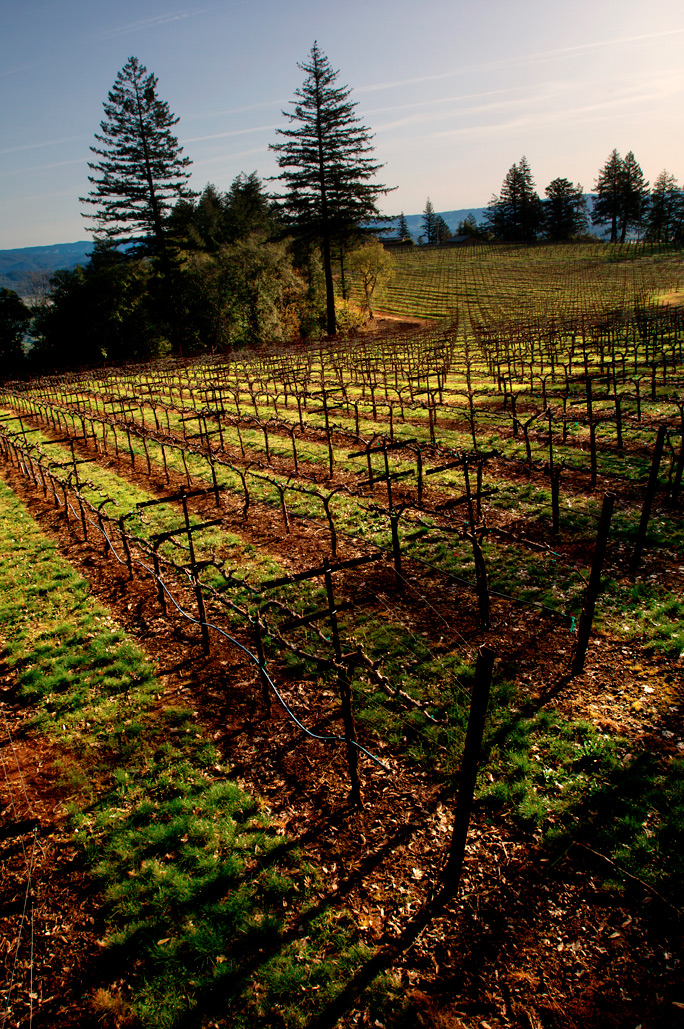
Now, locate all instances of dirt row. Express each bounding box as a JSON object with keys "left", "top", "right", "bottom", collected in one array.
[{"left": 1, "top": 430, "right": 683, "bottom": 1028}]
